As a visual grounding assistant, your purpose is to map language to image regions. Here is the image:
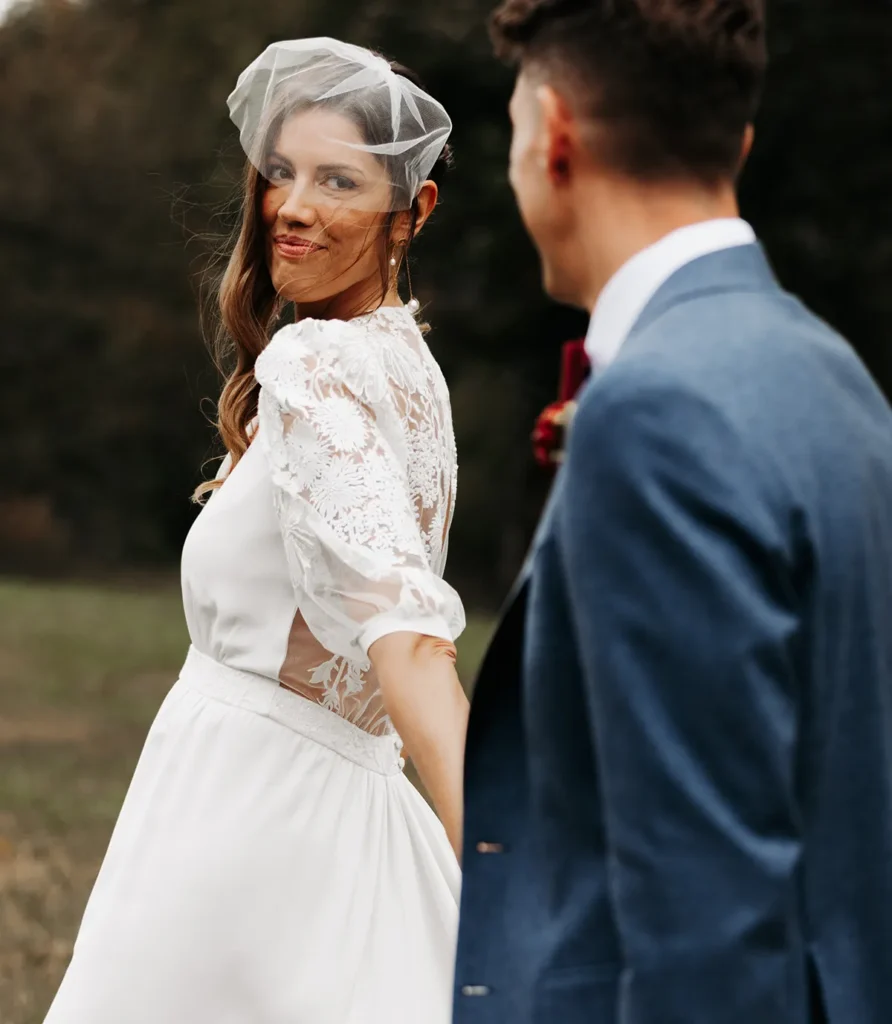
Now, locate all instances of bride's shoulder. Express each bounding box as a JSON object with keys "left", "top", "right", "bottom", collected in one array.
[
  {"left": 254, "top": 317, "right": 360, "bottom": 400},
  {"left": 256, "top": 309, "right": 427, "bottom": 406},
  {"left": 256, "top": 316, "right": 354, "bottom": 368}
]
